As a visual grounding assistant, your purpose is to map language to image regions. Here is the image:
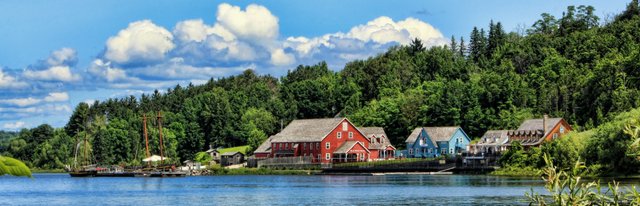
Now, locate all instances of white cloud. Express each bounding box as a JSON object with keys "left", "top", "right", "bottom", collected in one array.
[
  {"left": 24, "top": 66, "right": 81, "bottom": 82},
  {"left": 0, "top": 69, "right": 28, "bottom": 89},
  {"left": 2, "top": 121, "right": 25, "bottom": 130},
  {"left": 88, "top": 59, "right": 135, "bottom": 82},
  {"left": 346, "top": 16, "right": 444, "bottom": 45},
  {"left": 104, "top": 20, "right": 175, "bottom": 64},
  {"left": 173, "top": 19, "right": 212, "bottom": 43},
  {"left": 47, "top": 47, "right": 77, "bottom": 66},
  {"left": 216, "top": 3, "right": 279, "bottom": 45},
  {"left": 0, "top": 97, "right": 41, "bottom": 107},
  {"left": 44, "top": 92, "right": 69, "bottom": 102},
  {"left": 270, "top": 48, "right": 295, "bottom": 66}
]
